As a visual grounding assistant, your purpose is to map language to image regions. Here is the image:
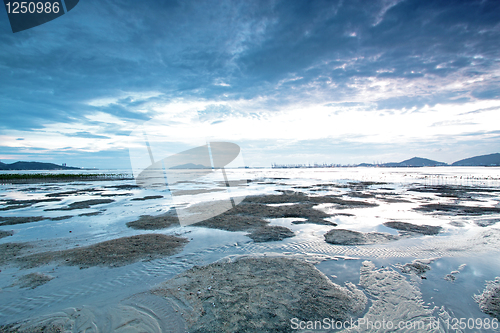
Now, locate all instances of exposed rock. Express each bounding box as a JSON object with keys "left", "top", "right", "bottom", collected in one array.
[
  {"left": 16, "top": 234, "right": 188, "bottom": 269},
  {"left": 152, "top": 256, "right": 367, "bottom": 333},
  {"left": 397, "top": 258, "right": 435, "bottom": 277},
  {"left": 194, "top": 214, "right": 269, "bottom": 232},
  {"left": 0, "top": 216, "right": 45, "bottom": 226},
  {"left": 126, "top": 211, "right": 180, "bottom": 230},
  {"left": 0, "top": 242, "right": 33, "bottom": 266},
  {"left": 15, "top": 272, "right": 54, "bottom": 289},
  {"left": 474, "top": 277, "right": 500, "bottom": 320},
  {"left": 383, "top": 221, "right": 442, "bottom": 235},
  {"left": 345, "top": 261, "right": 441, "bottom": 332},
  {"left": 45, "top": 199, "right": 114, "bottom": 211},
  {"left": 131, "top": 195, "right": 164, "bottom": 201},
  {"left": 324, "top": 229, "right": 399, "bottom": 245},
  {"left": 0, "top": 230, "right": 14, "bottom": 239},
  {"left": 246, "top": 226, "right": 295, "bottom": 242},
  {"left": 415, "top": 203, "right": 500, "bottom": 215}
]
